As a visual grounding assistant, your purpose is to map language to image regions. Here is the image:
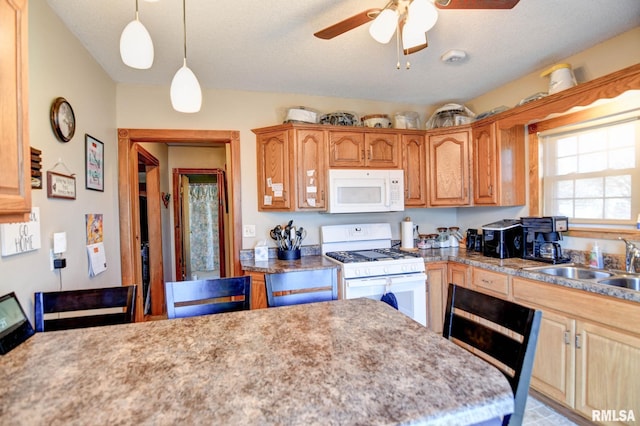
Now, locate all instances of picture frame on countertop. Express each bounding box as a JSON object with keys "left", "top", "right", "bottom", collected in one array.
[
  {"left": 85, "top": 134, "right": 104, "bottom": 192},
  {"left": 47, "top": 171, "right": 76, "bottom": 200}
]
